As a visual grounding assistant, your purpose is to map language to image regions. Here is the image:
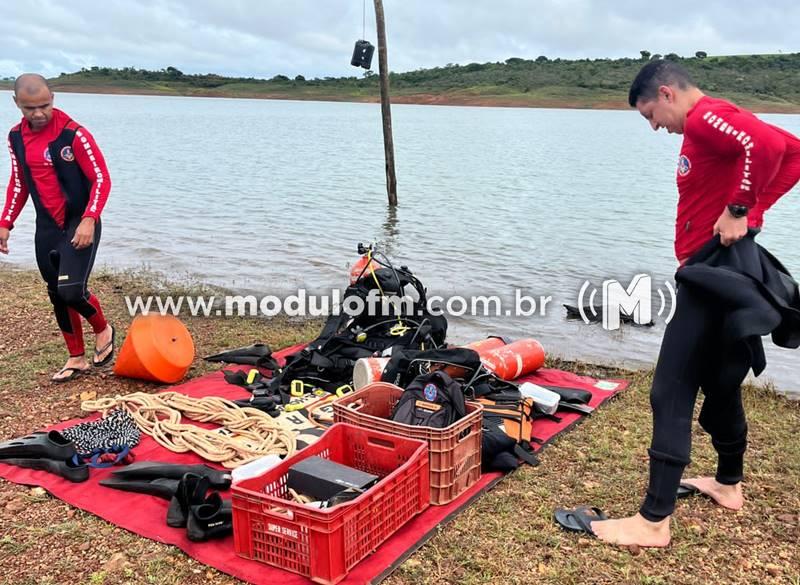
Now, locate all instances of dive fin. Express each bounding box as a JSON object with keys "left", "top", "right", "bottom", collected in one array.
[
  {"left": 0, "top": 431, "right": 77, "bottom": 461},
  {"left": 204, "top": 343, "right": 277, "bottom": 369},
  {"left": 557, "top": 401, "right": 595, "bottom": 415},
  {"left": 110, "top": 461, "right": 232, "bottom": 490},
  {"left": 1, "top": 456, "right": 88, "bottom": 483},
  {"left": 99, "top": 477, "right": 180, "bottom": 500},
  {"left": 540, "top": 385, "right": 593, "bottom": 405}
]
